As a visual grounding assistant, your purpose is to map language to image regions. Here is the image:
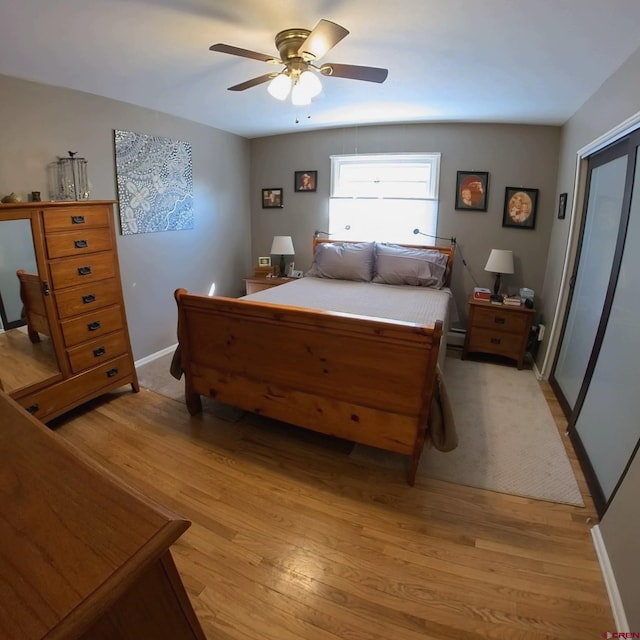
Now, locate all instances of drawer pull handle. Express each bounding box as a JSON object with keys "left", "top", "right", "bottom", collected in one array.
[
  {"left": 490, "top": 337, "right": 502, "bottom": 345},
  {"left": 93, "top": 347, "right": 106, "bottom": 358},
  {"left": 87, "top": 321, "right": 101, "bottom": 331},
  {"left": 82, "top": 294, "right": 96, "bottom": 304},
  {"left": 106, "top": 368, "right": 119, "bottom": 378},
  {"left": 26, "top": 403, "right": 39, "bottom": 414},
  {"left": 77, "top": 266, "right": 92, "bottom": 276},
  {"left": 71, "top": 215, "right": 86, "bottom": 224},
  {"left": 494, "top": 317, "right": 506, "bottom": 325},
  {"left": 74, "top": 239, "right": 88, "bottom": 248}
]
